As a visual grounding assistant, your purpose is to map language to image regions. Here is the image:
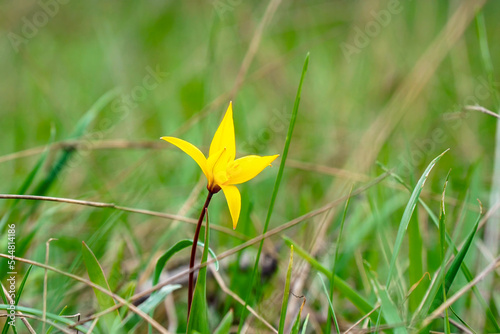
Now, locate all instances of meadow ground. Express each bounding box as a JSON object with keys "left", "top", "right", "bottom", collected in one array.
[{"left": 1, "top": 1, "right": 500, "bottom": 333}]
